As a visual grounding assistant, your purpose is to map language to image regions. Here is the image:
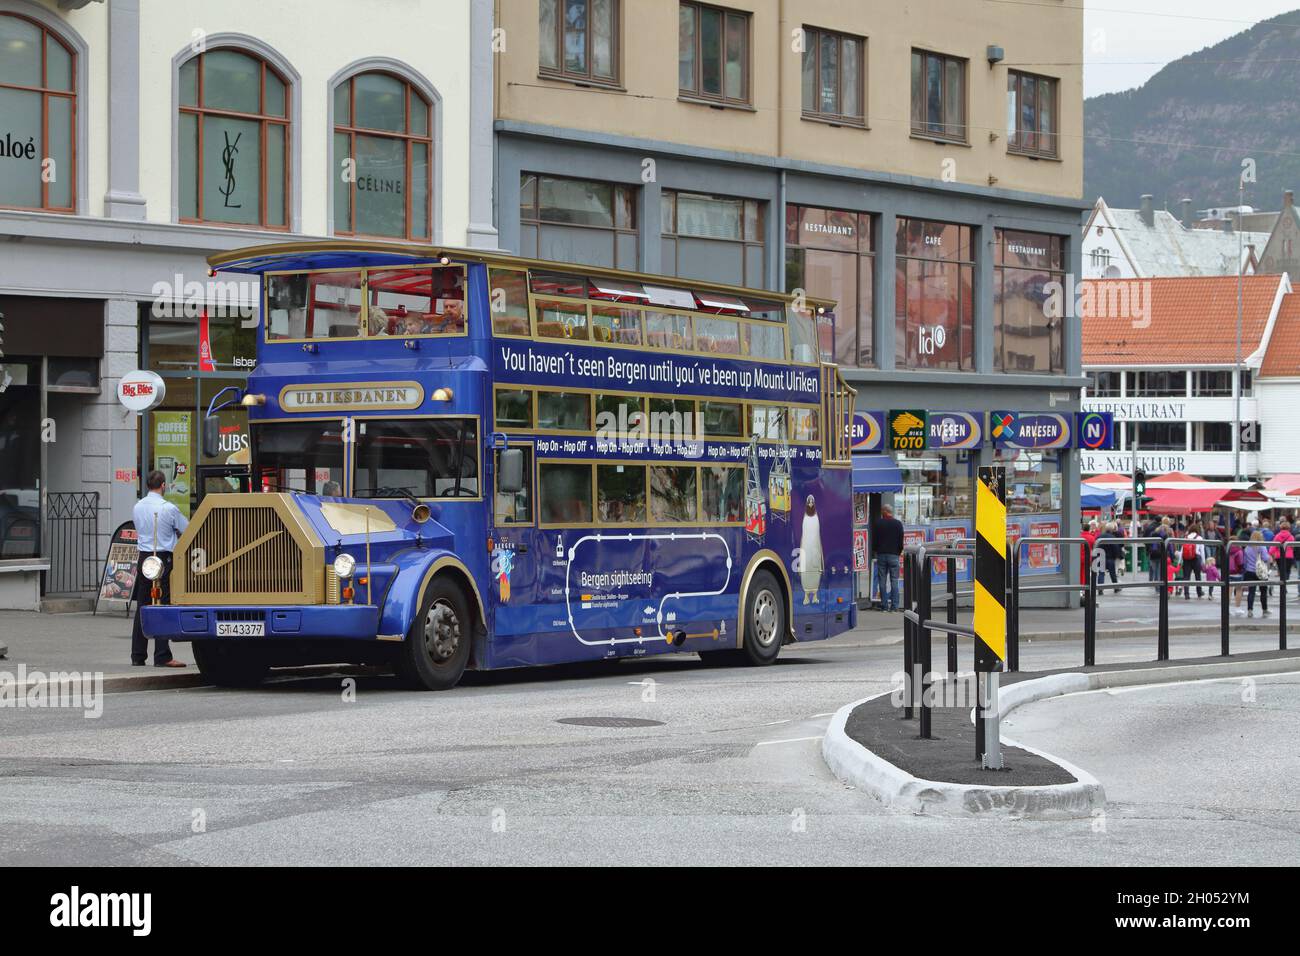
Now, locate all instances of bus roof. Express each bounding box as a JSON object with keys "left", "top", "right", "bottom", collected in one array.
[{"left": 206, "top": 239, "right": 838, "bottom": 312}]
